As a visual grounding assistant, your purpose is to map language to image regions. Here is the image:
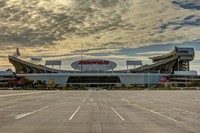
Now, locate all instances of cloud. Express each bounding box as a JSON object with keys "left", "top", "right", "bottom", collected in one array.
[
  {"left": 0, "top": 0, "right": 200, "bottom": 50},
  {"left": 0, "top": 0, "right": 200, "bottom": 72},
  {"left": 0, "top": 55, "right": 7, "bottom": 58},
  {"left": 194, "top": 51, "right": 200, "bottom": 59},
  {"left": 172, "top": 0, "right": 200, "bottom": 10},
  {"left": 0, "top": 0, "right": 134, "bottom": 48},
  {"left": 135, "top": 51, "right": 169, "bottom": 56}
]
